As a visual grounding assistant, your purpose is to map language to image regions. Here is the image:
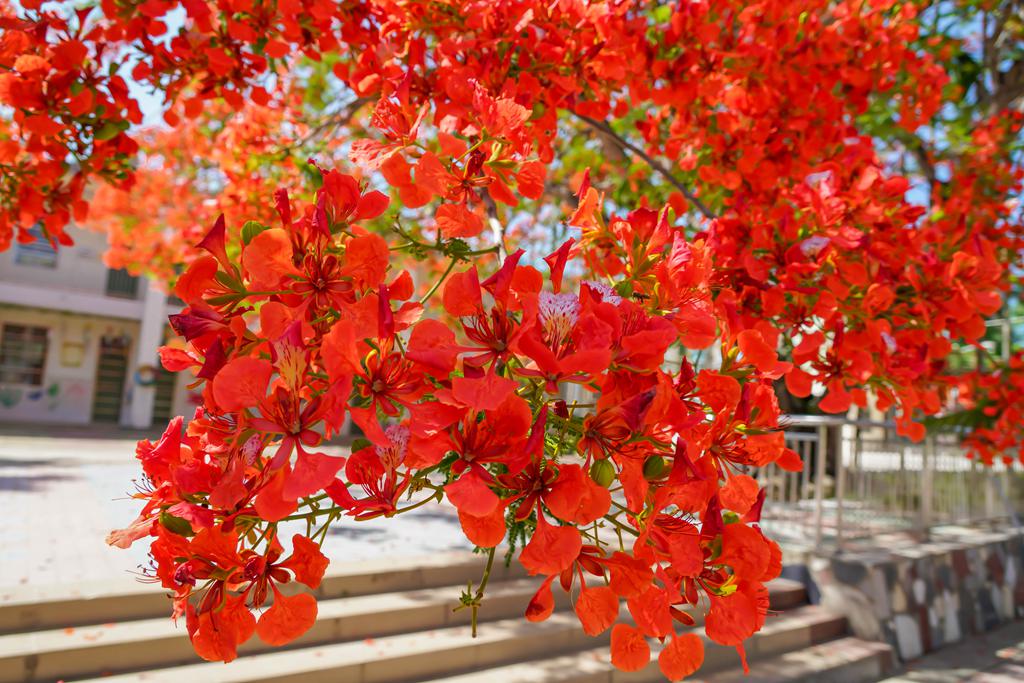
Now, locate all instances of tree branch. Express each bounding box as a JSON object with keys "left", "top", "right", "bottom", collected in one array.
[
  {"left": 278, "top": 96, "right": 373, "bottom": 156},
  {"left": 571, "top": 111, "right": 717, "bottom": 220},
  {"left": 904, "top": 132, "right": 940, "bottom": 190}
]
